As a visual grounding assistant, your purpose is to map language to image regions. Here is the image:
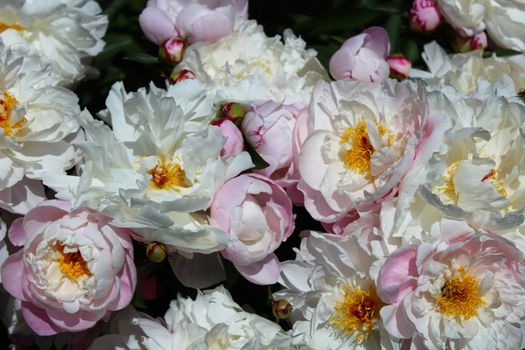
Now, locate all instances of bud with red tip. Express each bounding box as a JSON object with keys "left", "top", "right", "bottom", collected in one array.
[
  {"left": 146, "top": 242, "right": 167, "bottom": 263},
  {"left": 410, "top": 0, "right": 442, "bottom": 33},
  {"left": 159, "top": 37, "right": 186, "bottom": 65},
  {"left": 215, "top": 102, "right": 248, "bottom": 127},
  {"left": 272, "top": 299, "right": 292, "bottom": 320},
  {"left": 387, "top": 54, "right": 412, "bottom": 79},
  {"left": 169, "top": 69, "right": 196, "bottom": 84},
  {"left": 453, "top": 31, "right": 488, "bottom": 52}
]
